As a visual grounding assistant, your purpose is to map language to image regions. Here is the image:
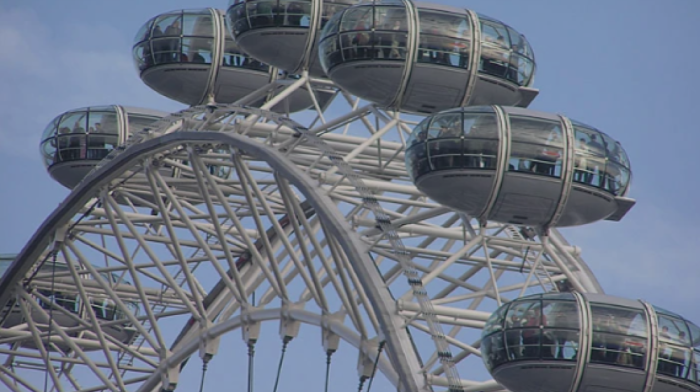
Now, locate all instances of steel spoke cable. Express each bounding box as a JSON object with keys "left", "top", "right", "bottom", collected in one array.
[
  {"left": 85, "top": 104, "right": 465, "bottom": 389},
  {"left": 272, "top": 337, "right": 291, "bottom": 392},
  {"left": 247, "top": 342, "right": 256, "bottom": 392},
  {"left": 324, "top": 350, "right": 333, "bottom": 392},
  {"left": 198, "top": 359, "right": 209, "bottom": 392},
  {"left": 286, "top": 123, "right": 466, "bottom": 392},
  {"left": 365, "top": 341, "right": 385, "bottom": 392}
]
